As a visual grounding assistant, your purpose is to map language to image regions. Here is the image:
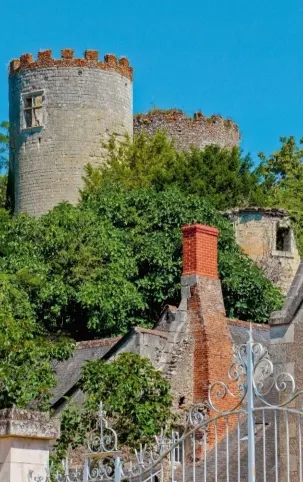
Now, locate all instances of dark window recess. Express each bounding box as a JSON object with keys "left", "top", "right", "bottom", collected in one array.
[
  {"left": 23, "top": 94, "right": 43, "bottom": 128},
  {"left": 276, "top": 227, "right": 292, "bottom": 252}
]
